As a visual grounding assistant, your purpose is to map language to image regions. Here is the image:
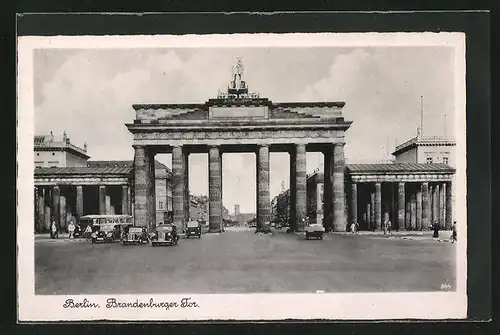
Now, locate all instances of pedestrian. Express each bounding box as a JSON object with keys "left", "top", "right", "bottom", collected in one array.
[
  {"left": 387, "top": 219, "right": 392, "bottom": 234},
  {"left": 355, "top": 222, "right": 360, "bottom": 234},
  {"left": 350, "top": 222, "right": 356, "bottom": 234},
  {"left": 433, "top": 221, "right": 440, "bottom": 238},
  {"left": 84, "top": 224, "right": 92, "bottom": 240},
  {"left": 68, "top": 220, "right": 75, "bottom": 239},
  {"left": 50, "top": 221, "right": 58, "bottom": 239},
  {"left": 383, "top": 219, "right": 388, "bottom": 235},
  {"left": 451, "top": 221, "right": 457, "bottom": 243}
]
